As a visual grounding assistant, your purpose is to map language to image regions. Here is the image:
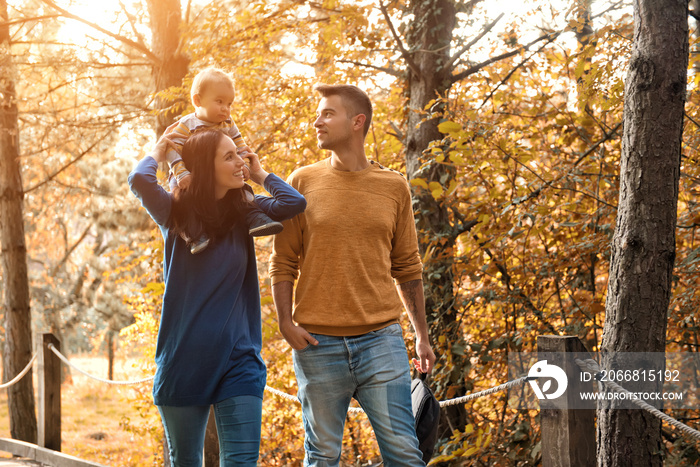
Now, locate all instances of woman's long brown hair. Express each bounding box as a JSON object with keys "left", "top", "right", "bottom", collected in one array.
[{"left": 169, "top": 129, "right": 247, "bottom": 242}]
